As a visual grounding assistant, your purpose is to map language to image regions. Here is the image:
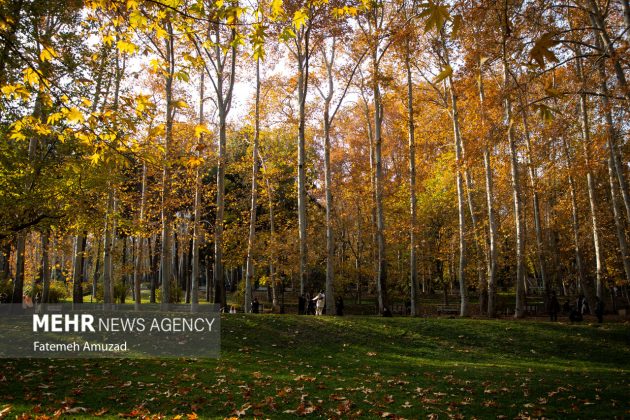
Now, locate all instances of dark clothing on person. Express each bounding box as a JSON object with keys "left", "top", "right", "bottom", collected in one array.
[
  {"left": 595, "top": 298, "right": 604, "bottom": 323},
  {"left": 335, "top": 296, "right": 344, "bottom": 316},
  {"left": 307, "top": 298, "right": 315, "bottom": 315},
  {"left": 549, "top": 294, "right": 560, "bottom": 321},
  {"left": 298, "top": 295, "right": 306, "bottom": 315},
  {"left": 382, "top": 307, "right": 392, "bottom": 317},
  {"left": 569, "top": 309, "right": 582, "bottom": 322},
  {"left": 252, "top": 298, "right": 260, "bottom": 314},
  {"left": 562, "top": 300, "right": 571, "bottom": 314}
]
